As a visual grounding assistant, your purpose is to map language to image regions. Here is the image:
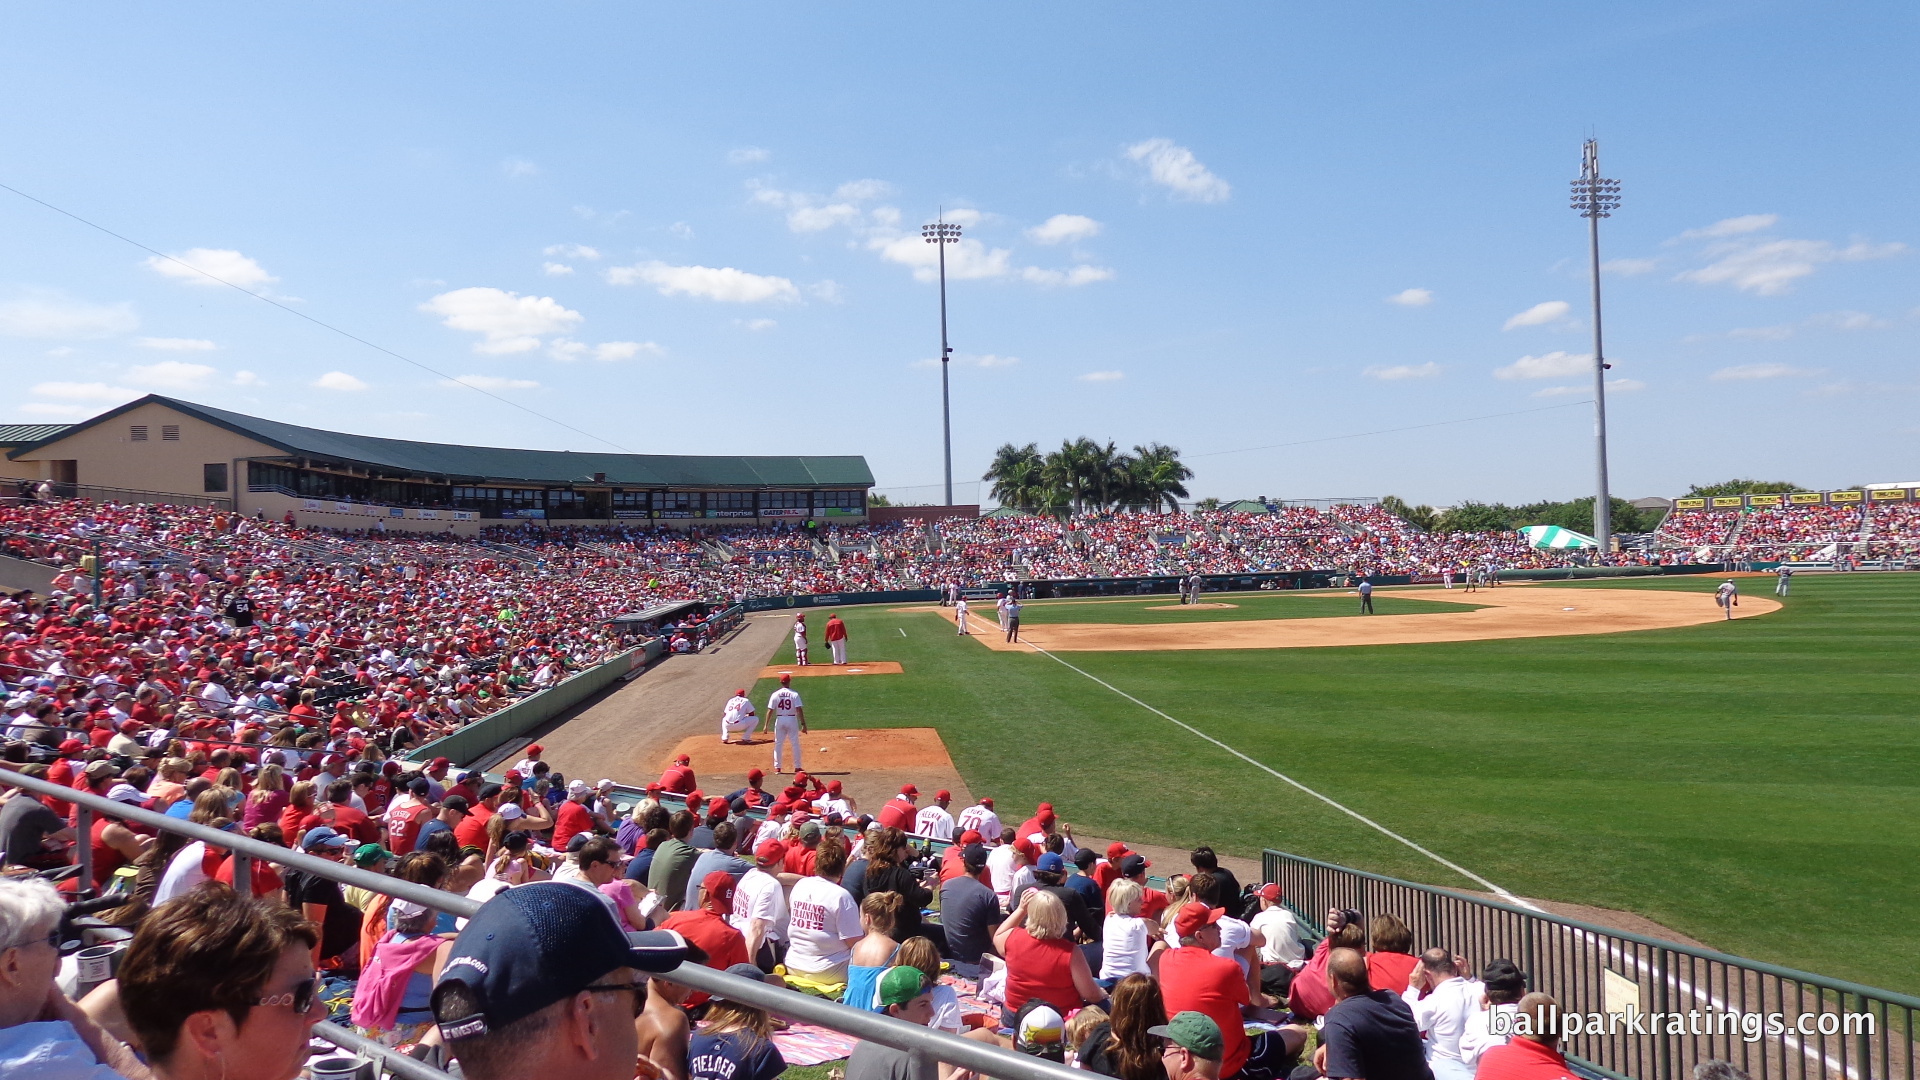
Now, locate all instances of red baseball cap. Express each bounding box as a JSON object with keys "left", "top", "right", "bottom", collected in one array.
[
  {"left": 1106, "top": 842, "right": 1133, "bottom": 860},
  {"left": 934, "top": 790, "right": 950, "bottom": 800},
  {"left": 1173, "top": 903, "right": 1226, "bottom": 938},
  {"left": 900, "top": 784, "right": 918, "bottom": 796},
  {"left": 755, "top": 839, "right": 786, "bottom": 864},
  {"left": 747, "top": 768, "right": 764, "bottom": 781},
  {"left": 528, "top": 744, "right": 543, "bottom": 754},
  {"left": 675, "top": 754, "right": 691, "bottom": 765},
  {"left": 701, "top": 870, "right": 737, "bottom": 913},
  {"left": 1256, "top": 883, "right": 1282, "bottom": 902},
  {"left": 958, "top": 829, "right": 983, "bottom": 845},
  {"left": 58, "top": 739, "right": 85, "bottom": 754},
  {"left": 780, "top": 673, "right": 792, "bottom": 684},
  {"left": 826, "top": 780, "right": 843, "bottom": 793},
  {"left": 1037, "top": 802, "right": 1053, "bottom": 812},
  {"left": 735, "top": 688, "right": 747, "bottom": 697},
  {"left": 979, "top": 797, "right": 993, "bottom": 808},
  {"left": 687, "top": 790, "right": 703, "bottom": 805},
  {"left": 708, "top": 797, "right": 729, "bottom": 816}
]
